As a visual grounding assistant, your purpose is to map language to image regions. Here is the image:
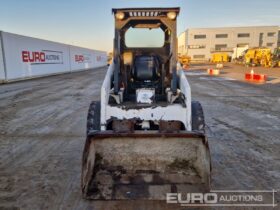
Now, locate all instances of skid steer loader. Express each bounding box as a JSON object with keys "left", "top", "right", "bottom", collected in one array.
[{"left": 81, "top": 7, "right": 211, "bottom": 200}]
